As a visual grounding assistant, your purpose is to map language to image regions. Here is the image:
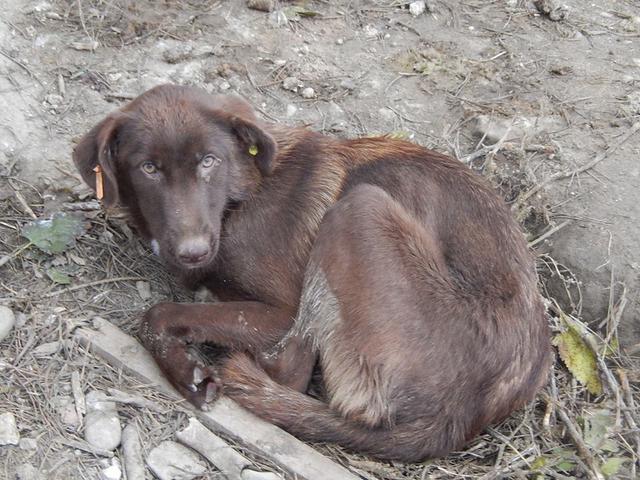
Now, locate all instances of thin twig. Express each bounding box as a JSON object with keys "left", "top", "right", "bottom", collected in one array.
[
  {"left": 554, "top": 401, "right": 605, "bottom": 480},
  {"left": 45, "top": 276, "right": 145, "bottom": 297},
  {"left": 528, "top": 220, "right": 572, "bottom": 247}
]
